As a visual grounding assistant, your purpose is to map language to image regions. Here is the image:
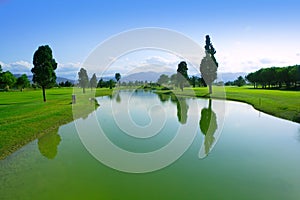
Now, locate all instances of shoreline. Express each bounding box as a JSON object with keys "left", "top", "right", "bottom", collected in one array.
[{"left": 1, "top": 86, "right": 299, "bottom": 160}]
